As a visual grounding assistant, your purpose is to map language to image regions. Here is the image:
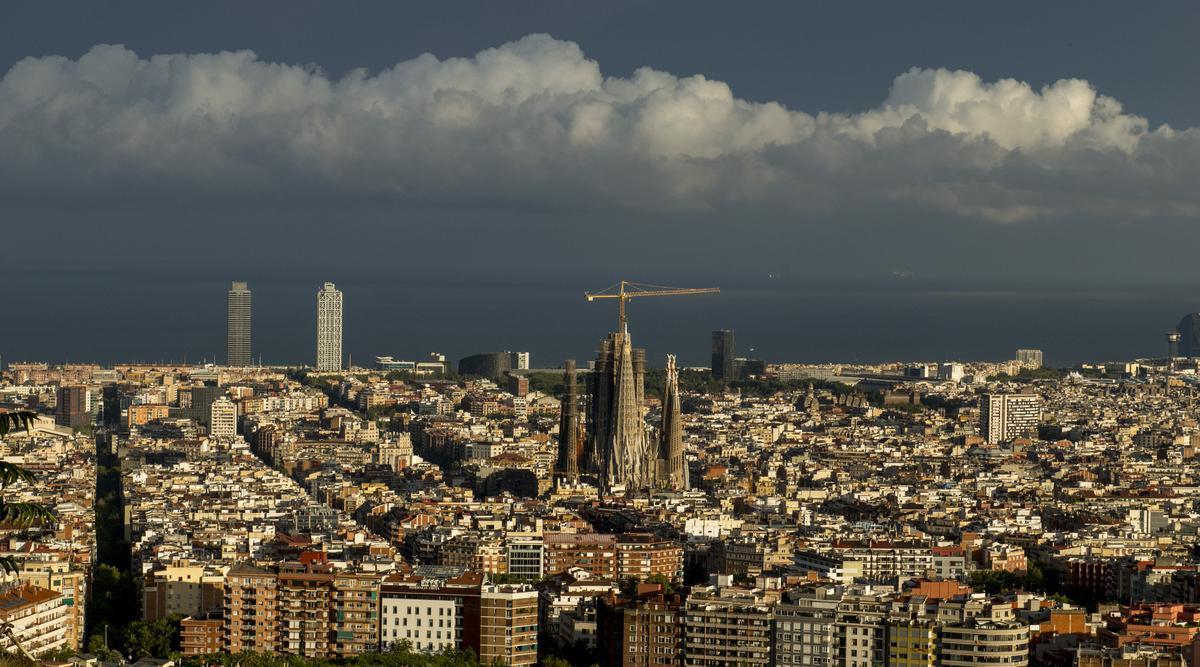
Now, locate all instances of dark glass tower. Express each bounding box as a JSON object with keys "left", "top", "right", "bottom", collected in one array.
[{"left": 711, "top": 330, "right": 735, "bottom": 380}]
